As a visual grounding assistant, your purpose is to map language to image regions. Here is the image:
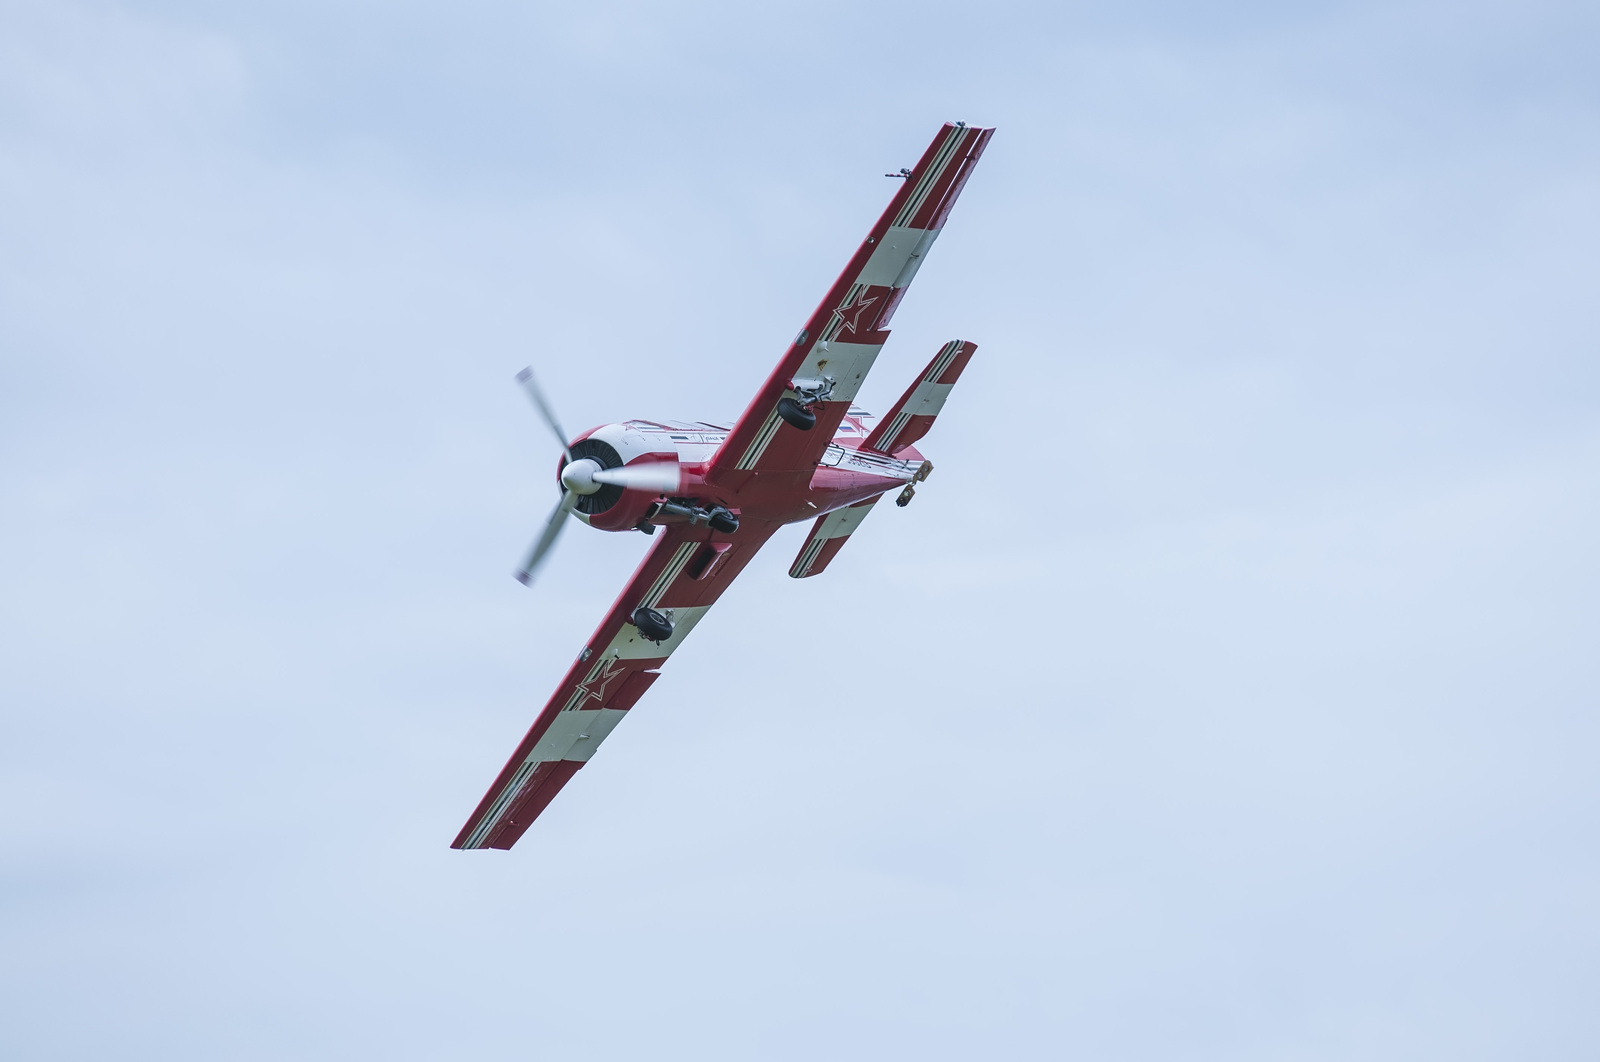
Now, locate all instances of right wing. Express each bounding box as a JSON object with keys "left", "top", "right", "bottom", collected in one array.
[
  {"left": 706, "top": 122, "right": 994, "bottom": 492},
  {"left": 453, "top": 517, "right": 780, "bottom": 850}
]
